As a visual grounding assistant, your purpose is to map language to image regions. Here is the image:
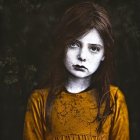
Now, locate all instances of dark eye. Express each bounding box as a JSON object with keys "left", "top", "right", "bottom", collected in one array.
[
  {"left": 68, "top": 40, "right": 81, "bottom": 48},
  {"left": 89, "top": 45, "right": 101, "bottom": 53}
]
